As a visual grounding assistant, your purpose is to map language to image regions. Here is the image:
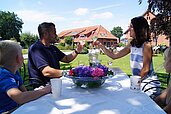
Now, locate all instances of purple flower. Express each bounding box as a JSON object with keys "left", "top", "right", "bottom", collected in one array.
[{"left": 72, "top": 64, "right": 108, "bottom": 77}]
